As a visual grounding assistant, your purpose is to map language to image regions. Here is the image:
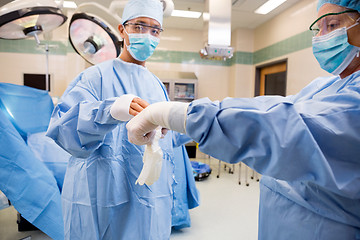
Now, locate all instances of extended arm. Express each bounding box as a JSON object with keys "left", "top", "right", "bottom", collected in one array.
[{"left": 127, "top": 94, "right": 360, "bottom": 198}]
